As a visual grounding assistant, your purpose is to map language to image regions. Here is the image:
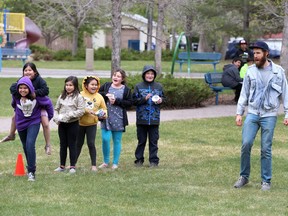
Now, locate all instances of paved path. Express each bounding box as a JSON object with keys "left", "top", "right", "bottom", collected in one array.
[
  {"left": 0, "top": 67, "right": 204, "bottom": 79},
  {"left": 0, "top": 105, "right": 238, "bottom": 133},
  {"left": 0, "top": 66, "right": 211, "bottom": 134},
  {"left": 0, "top": 66, "right": 263, "bottom": 134}
]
